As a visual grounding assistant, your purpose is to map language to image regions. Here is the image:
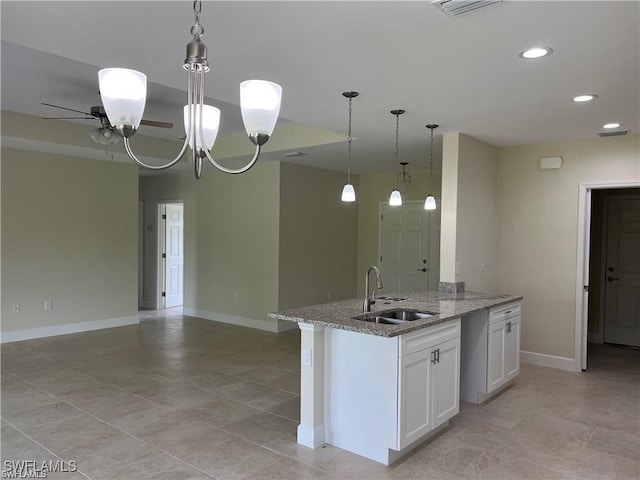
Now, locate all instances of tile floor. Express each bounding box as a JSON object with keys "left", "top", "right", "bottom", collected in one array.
[{"left": 1, "top": 309, "right": 638, "bottom": 479}]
